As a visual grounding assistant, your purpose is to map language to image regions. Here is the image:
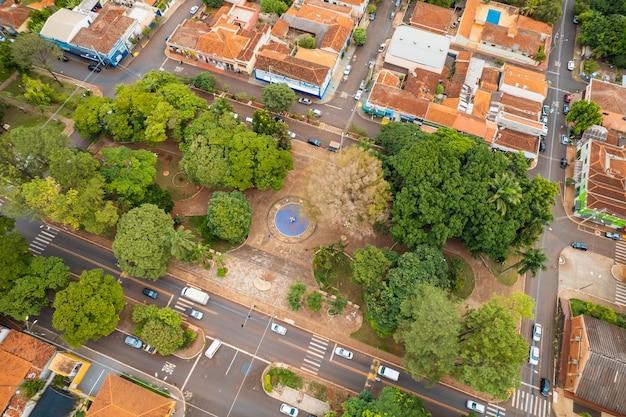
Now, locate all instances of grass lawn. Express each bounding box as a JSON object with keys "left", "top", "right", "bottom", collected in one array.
[
  {"left": 2, "top": 104, "right": 65, "bottom": 131},
  {"left": 486, "top": 252, "right": 520, "bottom": 286},
  {"left": 155, "top": 156, "right": 198, "bottom": 200},
  {"left": 446, "top": 253, "right": 475, "bottom": 300},
  {"left": 185, "top": 215, "right": 240, "bottom": 253},
  {"left": 569, "top": 298, "right": 585, "bottom": 316}
]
